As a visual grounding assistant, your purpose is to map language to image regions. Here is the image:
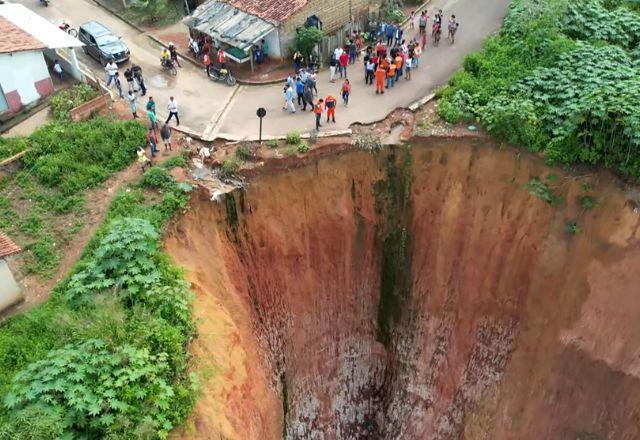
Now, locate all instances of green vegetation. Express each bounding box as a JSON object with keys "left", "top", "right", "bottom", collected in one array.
[
  {"left": 439, "top": 0, "right": 640, "bottom": 181},
  {"left": 381, "top": 1, "right": 406, "bottom": 25},
  {"left": 221, "top": 153, "right": 243, "bottom": 177},
  {"left": 50, "top": 84, "right": 100, "bottom": 120},
  {"left": 0, "top": 137, "right": 29, "bottom": 162},
  {"left": 374, "top": 147, "right": 413, "bottom": 347},
  {"left": 124, "top": 0, "right": 183, "bottom": 26},
  {"left": 297, "top": 141, "right": 309, "bottom": 154},
  {"left": 267, "top": 139, "right": 279, "bottom": 149},
  {"left": 0, "top": 156, "right": 194, "bottom": 439},
  {"left": 0, "top": 117, "right": 145, "bottom": 277},
  {"left": 235, "top": 143, "right": 253, "bottom": 161},
  {"left": 524, "top": 177, "right": 562, "bottom": 204},
  {"left": 0, "top": 118, "right": 145, "bottom": 277},
  {"left": 295, "top": 27, "right": 324, "bottom": 60},
  {"left": 285, "top": 131, "right": 301, "bottom": 145}
]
